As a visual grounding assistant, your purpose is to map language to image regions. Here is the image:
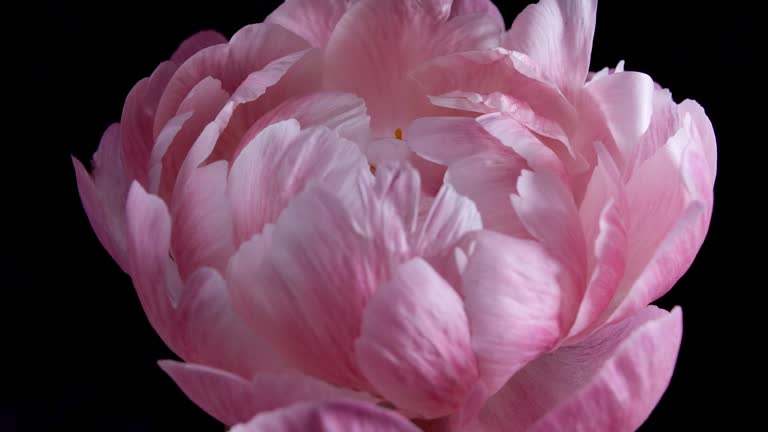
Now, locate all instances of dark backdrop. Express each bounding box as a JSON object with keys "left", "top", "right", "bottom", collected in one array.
[{"left": 6, "top": 1, "right": 756, "bottom": 430}]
